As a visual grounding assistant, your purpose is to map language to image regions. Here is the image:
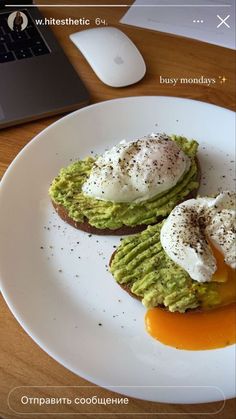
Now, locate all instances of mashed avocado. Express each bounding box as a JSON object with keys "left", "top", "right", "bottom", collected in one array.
[
  {"left": 49, "top": 136, "right": 199, "bottom": 230},
  {"left": 109, "top": 222, "right": 222, "bottom": 312}
]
